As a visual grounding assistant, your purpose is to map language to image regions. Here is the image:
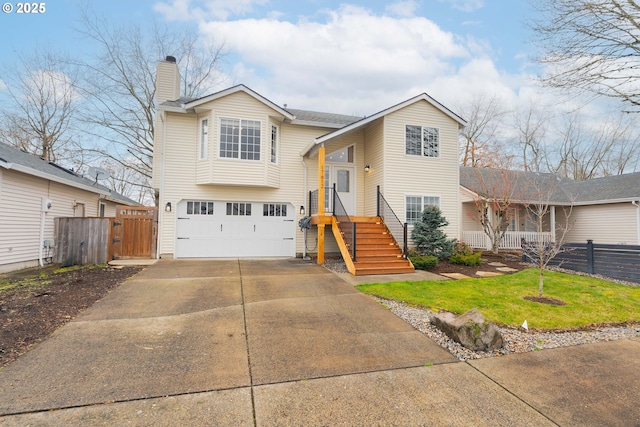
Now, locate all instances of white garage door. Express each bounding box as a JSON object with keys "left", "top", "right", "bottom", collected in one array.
[{"left": 175, "top": 200, "right": 296, "bottom": 258}]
